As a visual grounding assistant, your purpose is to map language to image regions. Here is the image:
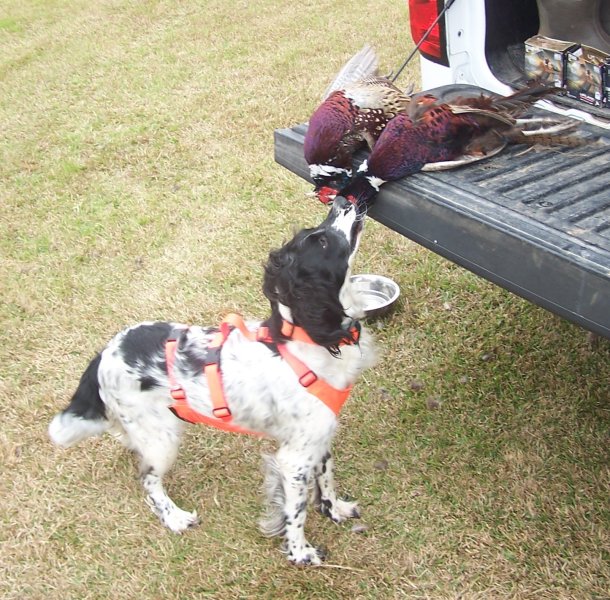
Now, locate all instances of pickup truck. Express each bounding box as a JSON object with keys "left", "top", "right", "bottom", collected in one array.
[{"left": 274, "top": 0, "right": 610, "bottom": 339}]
